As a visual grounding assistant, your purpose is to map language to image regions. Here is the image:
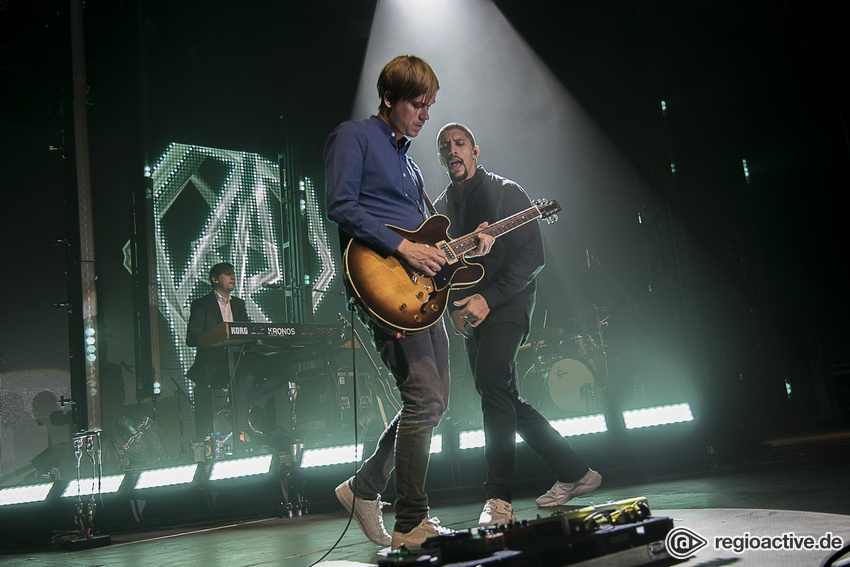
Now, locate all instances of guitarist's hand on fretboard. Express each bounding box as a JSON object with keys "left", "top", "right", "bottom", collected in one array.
[
  {"left": 395, "top": 239, "right": 447, "bottom": 276},
  {"left": 465, "top": 221, "right": 495, "bottom": 258}
]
